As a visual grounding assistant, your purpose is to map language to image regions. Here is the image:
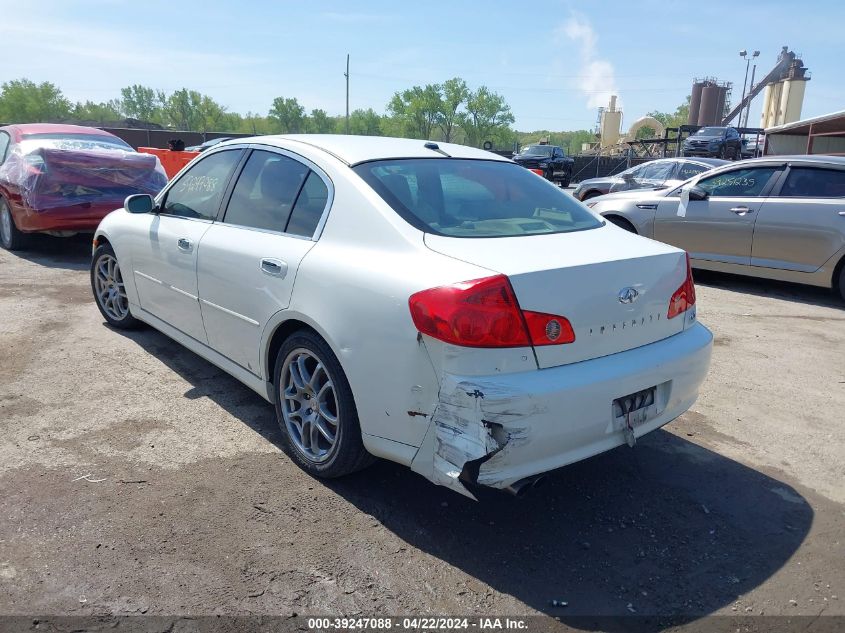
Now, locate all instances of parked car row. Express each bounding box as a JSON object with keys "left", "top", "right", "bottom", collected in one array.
[
  {"left": 5, "top": 123, "right": 842, "bottom": 499},
  {"left": 586, "top": 155, "right": 845, "bottom": 300}
]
